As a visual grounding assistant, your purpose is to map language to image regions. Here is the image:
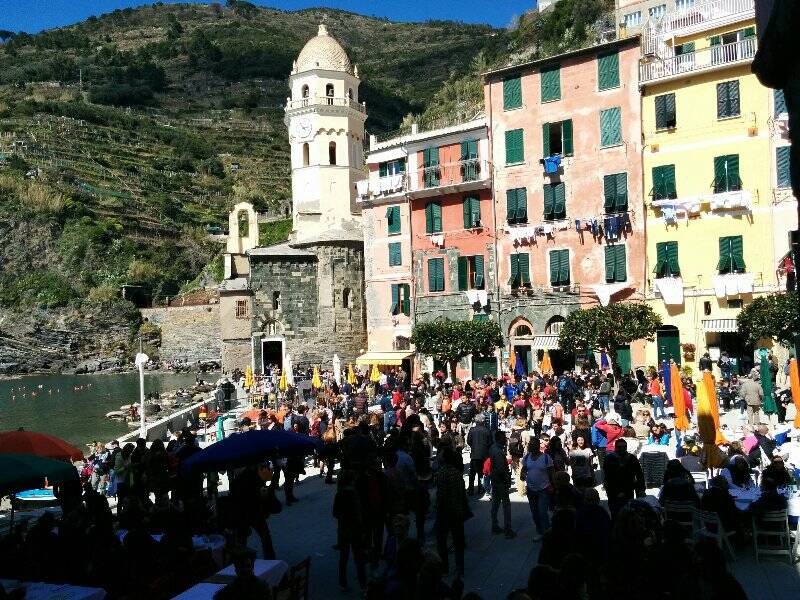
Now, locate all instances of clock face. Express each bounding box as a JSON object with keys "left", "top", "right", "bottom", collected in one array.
[{"left": 294, "top": 118, "right": 313, "bottom": 140}]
